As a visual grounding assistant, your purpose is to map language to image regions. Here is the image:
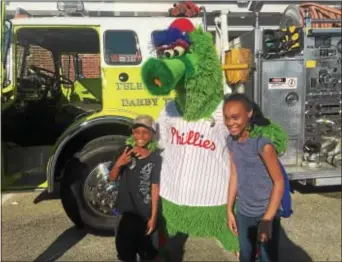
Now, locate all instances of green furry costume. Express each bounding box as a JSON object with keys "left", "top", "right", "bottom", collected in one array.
[{"left": 140, "top": 18, "right": 288, "bottom": 256}]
